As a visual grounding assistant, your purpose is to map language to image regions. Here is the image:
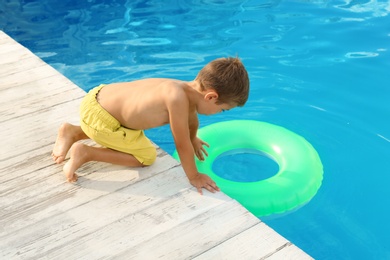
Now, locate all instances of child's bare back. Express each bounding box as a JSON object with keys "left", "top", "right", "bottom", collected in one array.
[{"left": 97, "top": 79, "right": 195, "bottom": 131}]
